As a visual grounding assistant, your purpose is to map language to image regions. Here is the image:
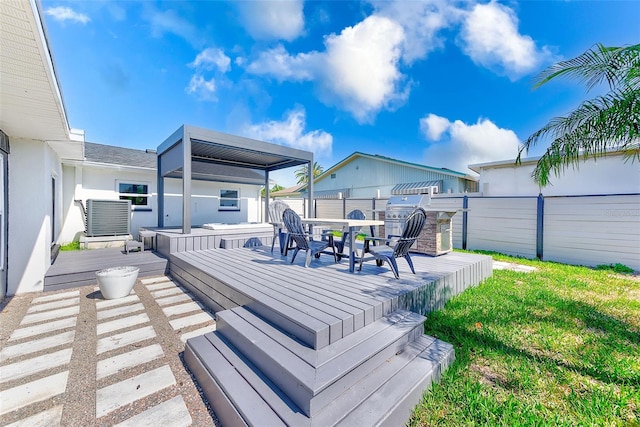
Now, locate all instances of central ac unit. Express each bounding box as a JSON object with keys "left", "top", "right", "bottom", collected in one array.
[{"left": 86, "top": 199, "right": 131, "bottom": 237}]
